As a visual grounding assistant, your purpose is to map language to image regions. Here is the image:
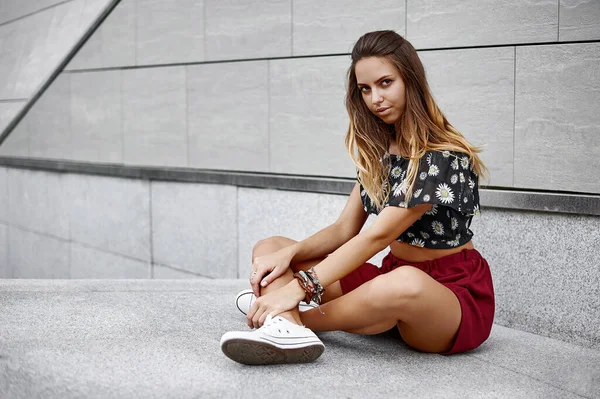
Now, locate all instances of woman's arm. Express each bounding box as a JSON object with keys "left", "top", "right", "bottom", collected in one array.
[
  {"left": 283, "top": 183, "right": 368, "bottom": 264},
  {"left": 248, "top": 203, "right": 432, "bottom": 325},
  {"left": 310, "top": 203, "right": 432, "bottom": 288}
]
